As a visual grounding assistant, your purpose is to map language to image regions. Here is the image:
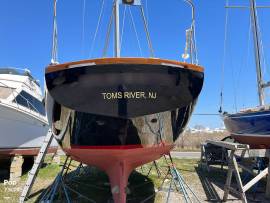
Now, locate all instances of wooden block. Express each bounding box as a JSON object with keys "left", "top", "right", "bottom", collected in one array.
[{"left": 9, "top": 155, "right": 23, "bottom": 181}]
